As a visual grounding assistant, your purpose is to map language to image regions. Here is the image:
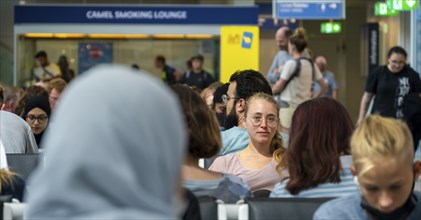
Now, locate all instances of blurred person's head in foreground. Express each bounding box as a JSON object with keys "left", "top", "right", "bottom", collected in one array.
[{"left": 25, "top": 65, "right": 187, "bottom": 219}]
